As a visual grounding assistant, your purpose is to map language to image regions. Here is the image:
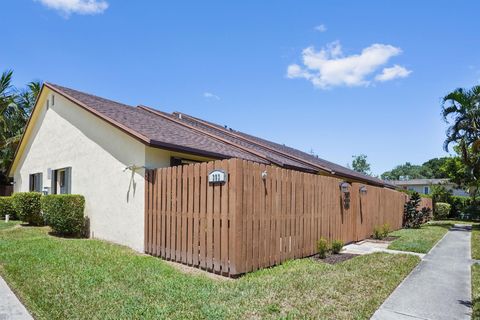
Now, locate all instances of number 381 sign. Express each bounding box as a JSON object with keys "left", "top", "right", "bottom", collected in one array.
[{"left": 208, "top": 169, "right": 227, "bottom": 184}]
